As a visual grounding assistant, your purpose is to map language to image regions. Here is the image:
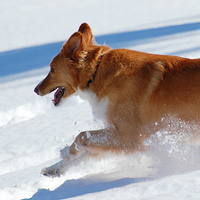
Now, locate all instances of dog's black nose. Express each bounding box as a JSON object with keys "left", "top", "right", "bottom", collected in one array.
[{"left": 34, "top": 86, "right": 39, "bottom": 95}]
